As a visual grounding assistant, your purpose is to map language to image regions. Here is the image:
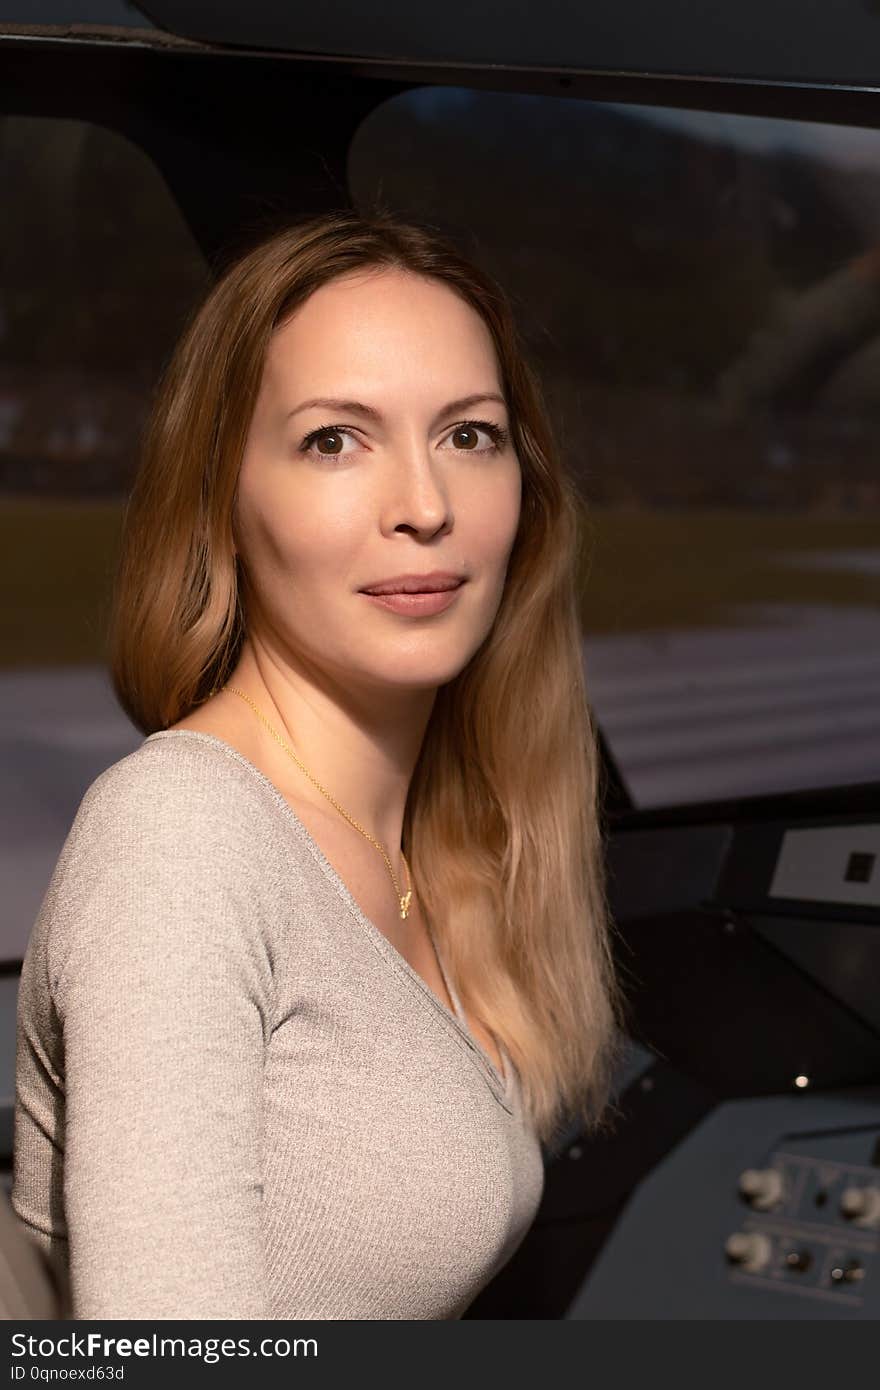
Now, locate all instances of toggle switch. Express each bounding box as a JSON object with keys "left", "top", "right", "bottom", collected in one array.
[
  {"left": 830, "top": 1259, "right": 864, "bottom": 1284},
  {"left": 784, "top": 1249, "right": 812, "bottom": 1272}
]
